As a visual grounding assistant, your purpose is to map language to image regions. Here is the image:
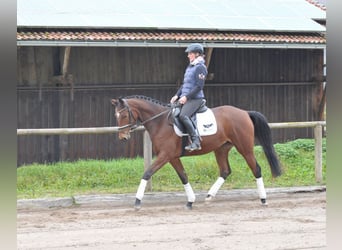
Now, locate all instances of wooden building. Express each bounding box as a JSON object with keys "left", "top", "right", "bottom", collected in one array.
[{"left": 17, "top": 0, "right": 326, "bottom": 165}]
